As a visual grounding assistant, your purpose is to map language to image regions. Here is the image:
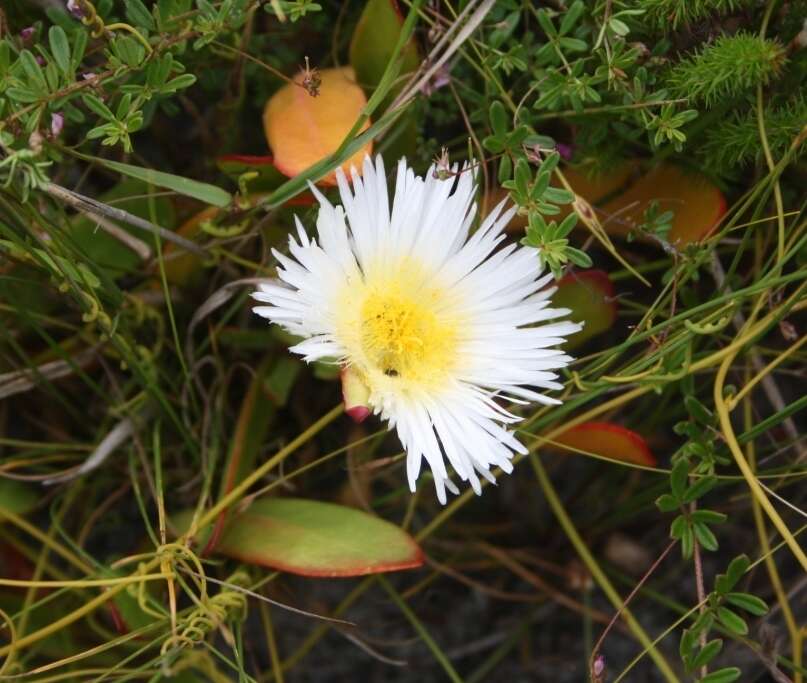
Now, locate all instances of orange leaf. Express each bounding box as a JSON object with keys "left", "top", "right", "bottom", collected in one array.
[
  {"left": 262, "top": 67, "right": 372, "bottom": 185},
  {"left": 560, "top": 162, "right": 637, "bottom": 207},
  {"left": 551, "top": 422, "right": 656, "bottom": 466},
  {"left": 600, "top": 164, "right": 726, "bottom": 246}
]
